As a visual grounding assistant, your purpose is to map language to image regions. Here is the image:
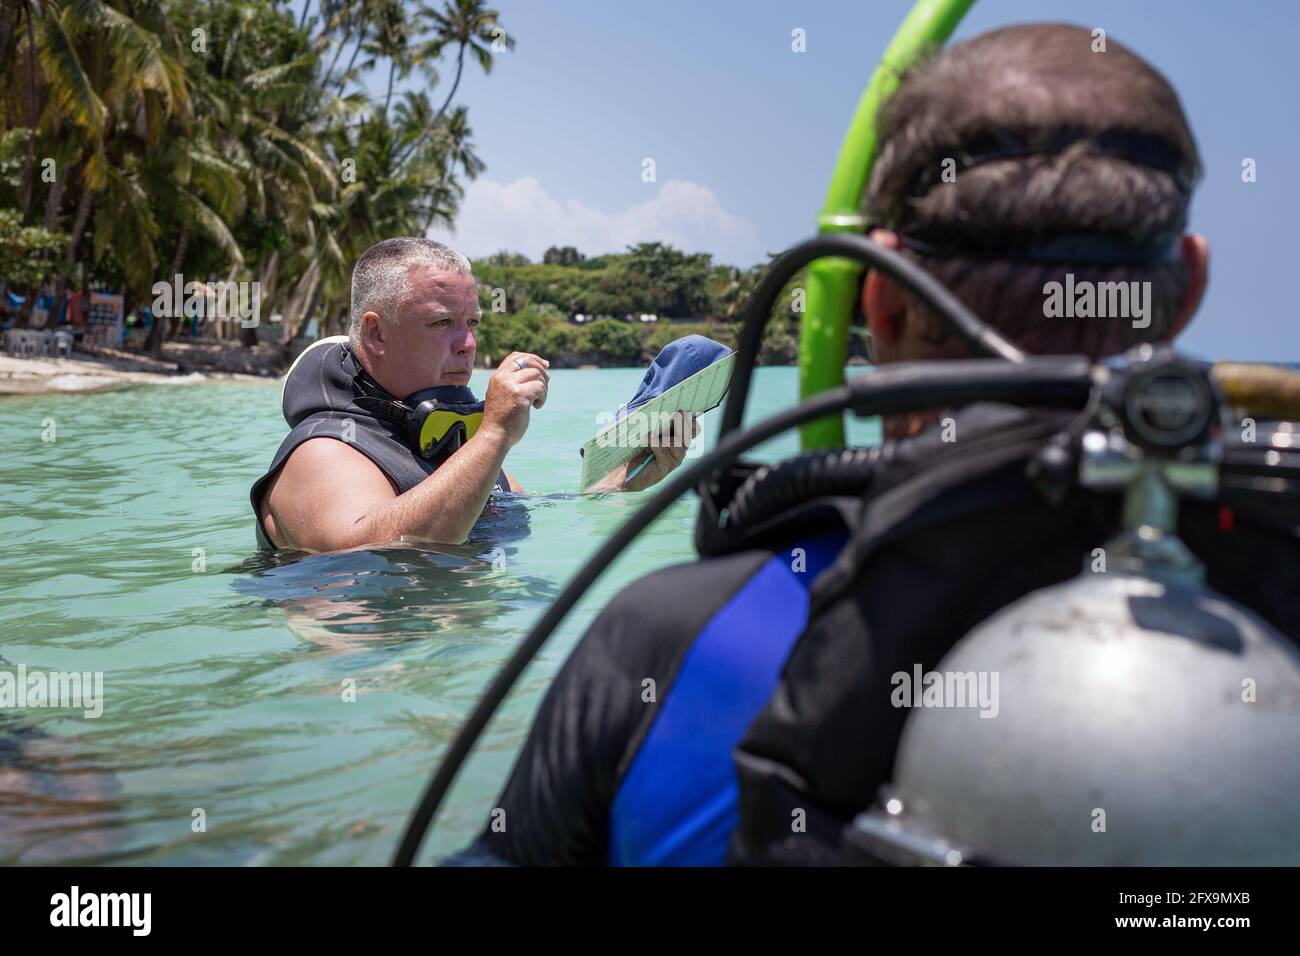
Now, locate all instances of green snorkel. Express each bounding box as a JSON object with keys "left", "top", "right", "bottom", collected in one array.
[{"left": 799, "top": 0, "right": 976, "bottom": 450}]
